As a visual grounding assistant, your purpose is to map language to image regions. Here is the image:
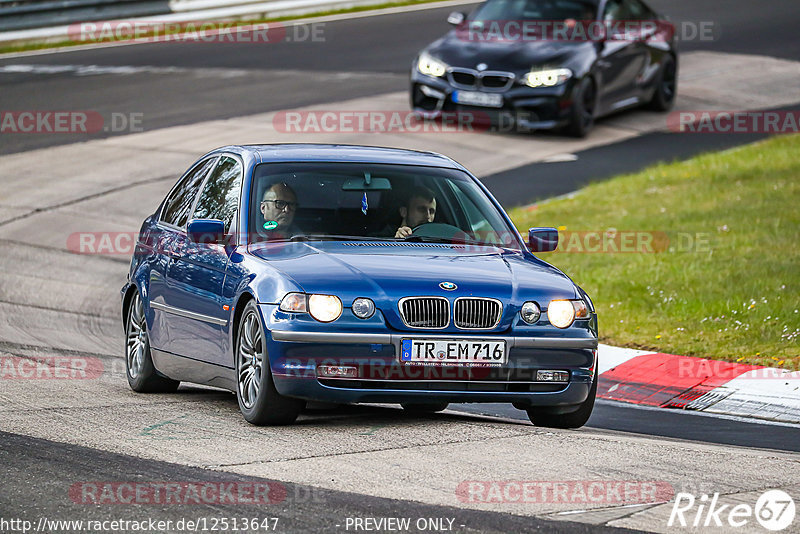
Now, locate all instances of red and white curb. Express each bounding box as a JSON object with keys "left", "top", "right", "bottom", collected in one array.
[{"left": 597, "top": 345, "right": 800, "bottom": 424}]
